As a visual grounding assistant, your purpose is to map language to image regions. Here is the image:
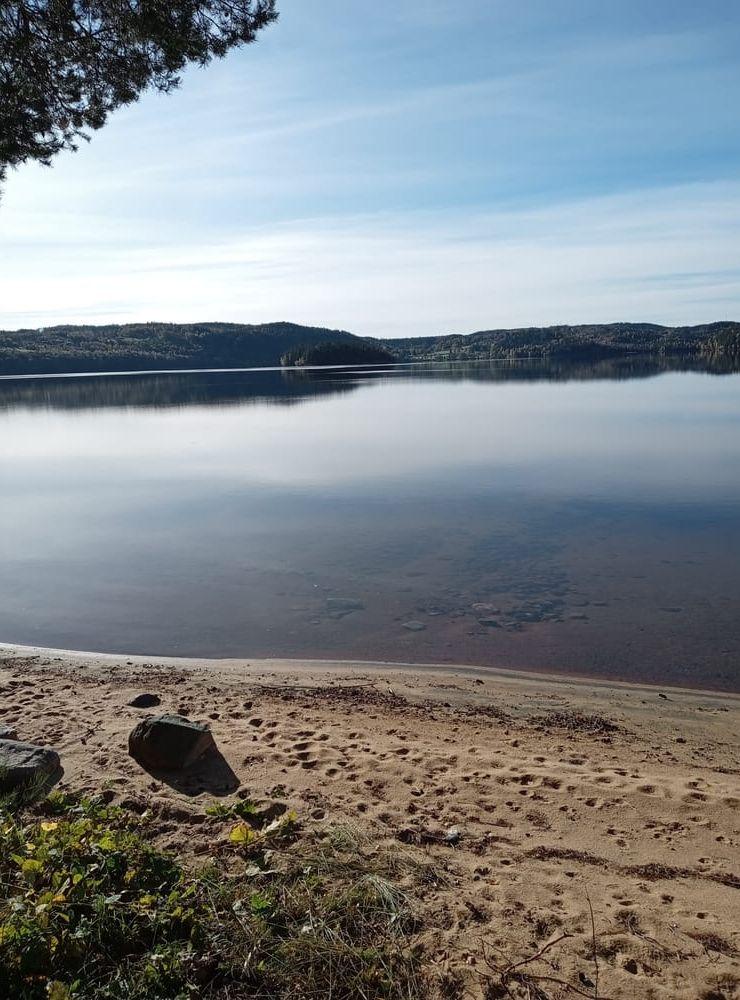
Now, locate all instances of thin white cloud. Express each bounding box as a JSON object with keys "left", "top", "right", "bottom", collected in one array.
[{"left": 2, "top": 181, "right": 738, "bottom": 336}]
